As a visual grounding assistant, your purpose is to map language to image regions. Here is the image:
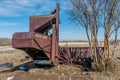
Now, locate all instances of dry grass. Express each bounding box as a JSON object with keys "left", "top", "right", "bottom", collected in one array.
[
  {"left": 0, "top": 45, "right": 120, "bottom": 80},
  {"left": 88, "top": 46, "right": 120, "bottom": 80},
  {"left": 0, "top": 46, "right": 31, "bottom": 66}
]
